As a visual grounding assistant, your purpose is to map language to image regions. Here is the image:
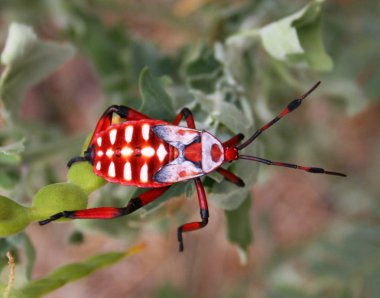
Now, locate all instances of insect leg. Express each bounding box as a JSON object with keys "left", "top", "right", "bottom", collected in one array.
[
  {"left": 216, "top": 167, "right": 245, "bottom": 187},
  {"left": 172, "top": 108, "right": 196, "bottom": 129},
  {"left": 89, "top": 105, "right": 150, "bottom": 146},
  {"left": 177, "top": 178, "right": 209, "bottom": 251},
  {"left": 222, "top": 133, "right": 245, "bottom": 148},
  {"left": 38, "top": 186, "right": 170, "bottom": 224},
  {"left": 68, "top": 106, "right": 151, "bottom": 167}
]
